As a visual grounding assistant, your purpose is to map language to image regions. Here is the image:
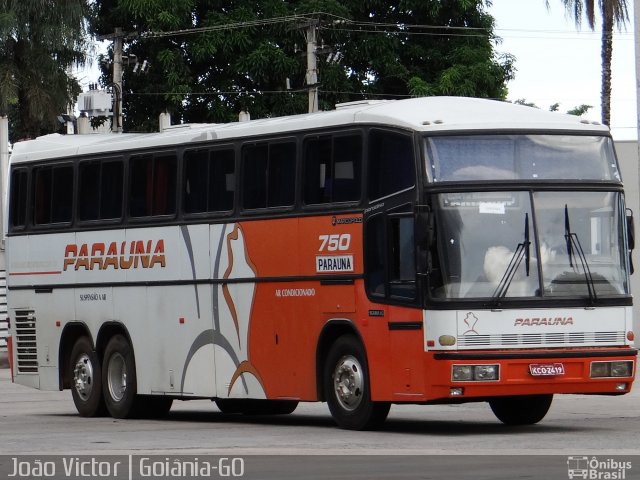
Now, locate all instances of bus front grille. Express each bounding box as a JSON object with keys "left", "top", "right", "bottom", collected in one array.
[
  {"left": 14, "top": 310, "right": 38, "bottom": 374},
  {"left": 457, "top": 331, "right": 626, "bottom": 348}
]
